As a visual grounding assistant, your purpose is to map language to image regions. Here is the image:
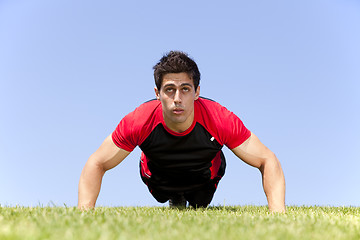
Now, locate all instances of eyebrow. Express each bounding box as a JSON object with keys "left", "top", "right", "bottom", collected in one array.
[{"left": 163, "top": 83, "right": 193, "bottom": 88}]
